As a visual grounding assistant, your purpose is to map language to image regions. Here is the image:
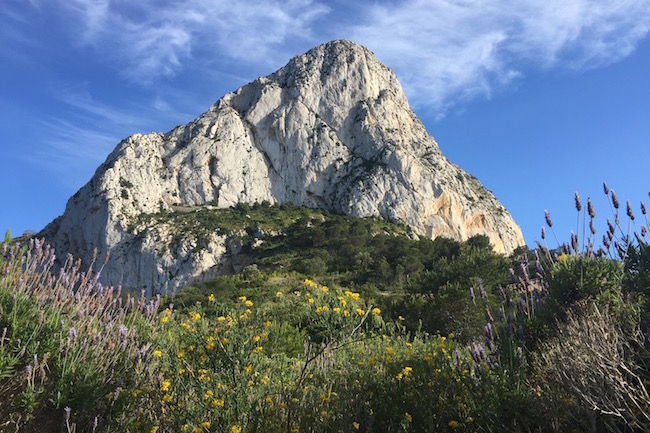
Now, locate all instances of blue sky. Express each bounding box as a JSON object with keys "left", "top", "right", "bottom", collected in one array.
[{"left": 2, "top": 0, "right": 649, "bottom": 249}]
